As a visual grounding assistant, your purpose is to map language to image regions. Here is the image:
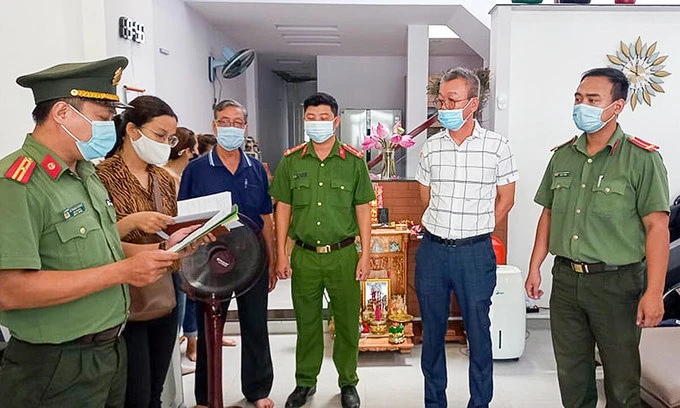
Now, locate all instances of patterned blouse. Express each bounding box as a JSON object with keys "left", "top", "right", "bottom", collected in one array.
[{"left": 96, "top": 154, "right": 178, "bottom": 243}]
